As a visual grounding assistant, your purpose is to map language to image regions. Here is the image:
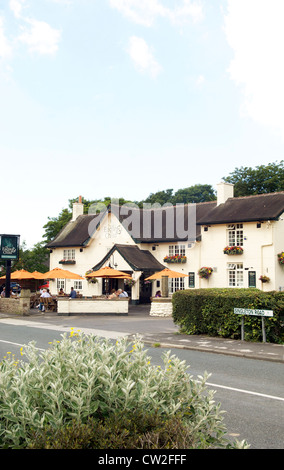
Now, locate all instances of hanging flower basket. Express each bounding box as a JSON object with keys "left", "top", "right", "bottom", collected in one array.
[
  {"left": 223, "top": 246, "right": 243, "bottom": 255},
  {"left": 198, "top": 267, "right": 213, "bottom": 279},
  {"left": 59, "top": 259, "right": 76, "bottom": 264},
  {"left": 85, "top": 270, "right": 98, "bottom": 283},
  {"left": 277, "top": 252, "right": 284, "bottom": 265},
  {"left": 163, "top": 255, "right": 187, "bottom": 263},
  {"left": 259, "top": 275, "right": 270, "bottom": 283},
  {"left": 125, "top": 279, "right": 136, "bottom": 287}
]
